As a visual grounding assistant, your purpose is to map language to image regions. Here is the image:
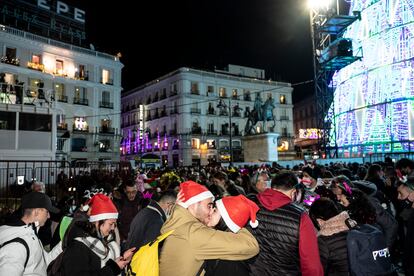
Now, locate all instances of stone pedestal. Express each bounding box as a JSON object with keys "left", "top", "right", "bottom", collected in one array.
[{"left": 243, "top": 133, "right": 279, "bottom": 163}]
